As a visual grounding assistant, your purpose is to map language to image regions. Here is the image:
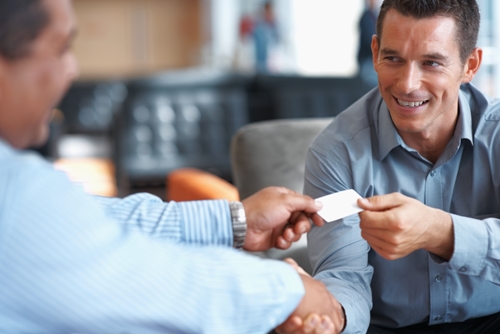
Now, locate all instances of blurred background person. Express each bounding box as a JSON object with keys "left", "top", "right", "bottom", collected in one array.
[
  {"left": 253, "top": 0, "right": 280, "bottom": 73},
  {"left": 233, "top": 10, "right": 255, "bottom": 72},
  {"left": 357, "top": 0, "right": 380, "bottom": 87}
]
